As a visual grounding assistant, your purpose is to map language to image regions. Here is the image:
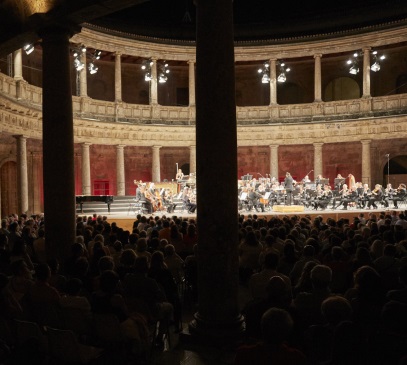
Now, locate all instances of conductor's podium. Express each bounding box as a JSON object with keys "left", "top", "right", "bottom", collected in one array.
[{"left": 272, "top": 205, "right": 305, "bottom": 213}]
